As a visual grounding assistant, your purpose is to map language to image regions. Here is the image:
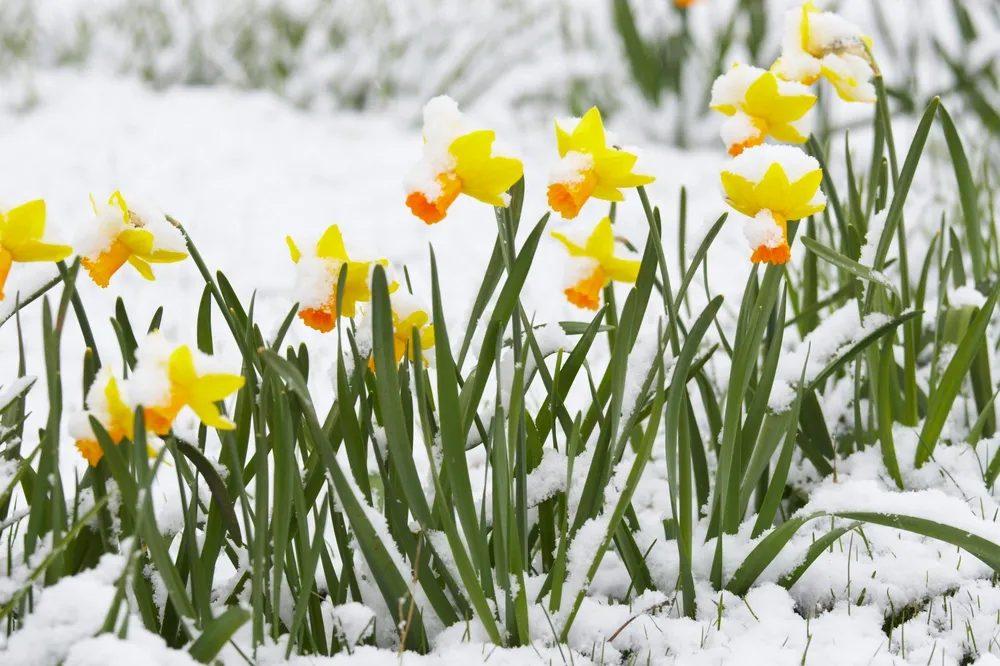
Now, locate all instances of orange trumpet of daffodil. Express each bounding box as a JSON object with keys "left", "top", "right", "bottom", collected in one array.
[{"left": 73, "top": 369, "right": 159, "bottom": 467}]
